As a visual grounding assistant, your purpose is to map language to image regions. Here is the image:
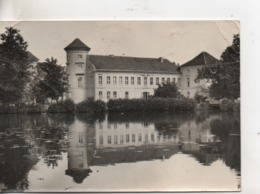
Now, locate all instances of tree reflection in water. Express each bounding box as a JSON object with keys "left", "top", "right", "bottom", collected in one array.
[{"left": 0, "top": 111, "right": 240, "bottom": 191}]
